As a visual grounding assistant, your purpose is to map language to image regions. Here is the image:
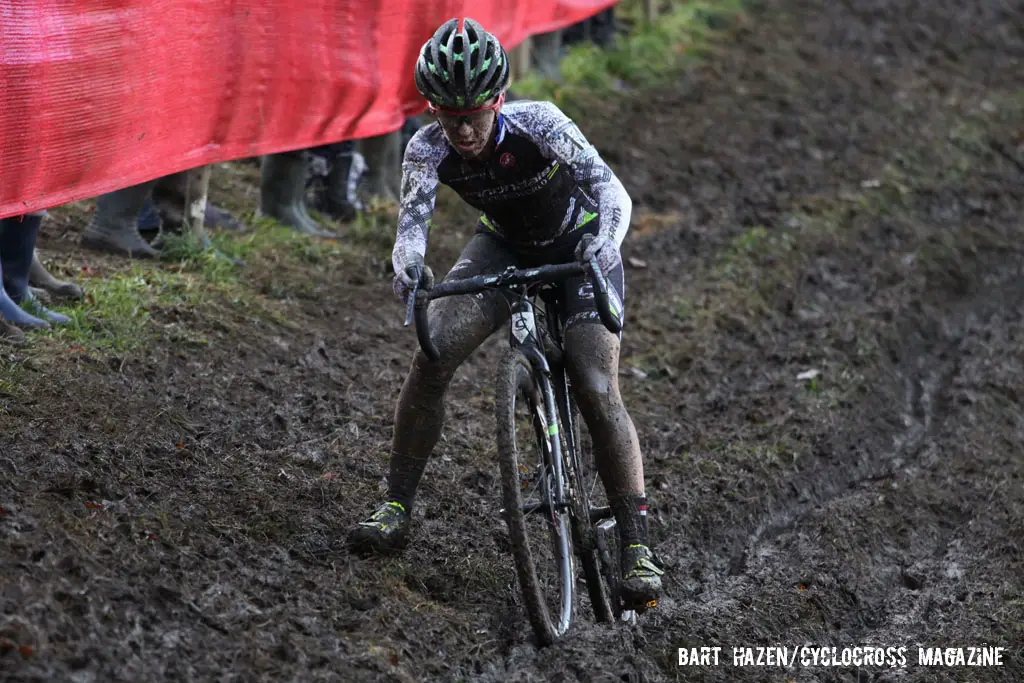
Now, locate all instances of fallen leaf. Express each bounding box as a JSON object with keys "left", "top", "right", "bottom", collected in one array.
[
  {"left": 19, "top": 644, "right": 33, "bottom": 659},
  {"left": 84, "top": 502, "right": 104, "bottom": 511},
  {"left": 321, "top": 472, "right": 337, "bottom": 481},
  {"left": 627, "top": 256, "right": 648, "bottom": 269}
]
